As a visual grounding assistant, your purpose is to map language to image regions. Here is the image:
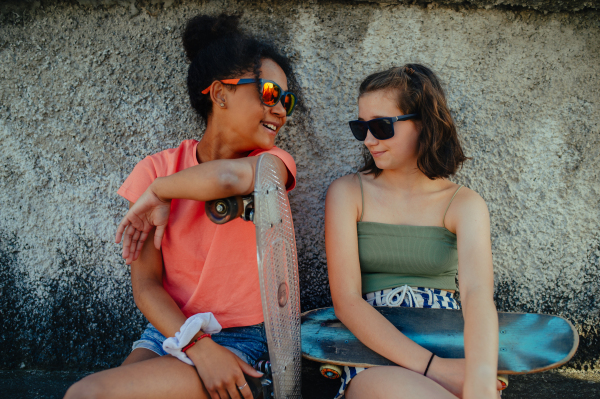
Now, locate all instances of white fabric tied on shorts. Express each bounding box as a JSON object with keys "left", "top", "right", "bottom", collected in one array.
[{"left": 162, "top": 312, "right": 222, "bottom": 365}]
